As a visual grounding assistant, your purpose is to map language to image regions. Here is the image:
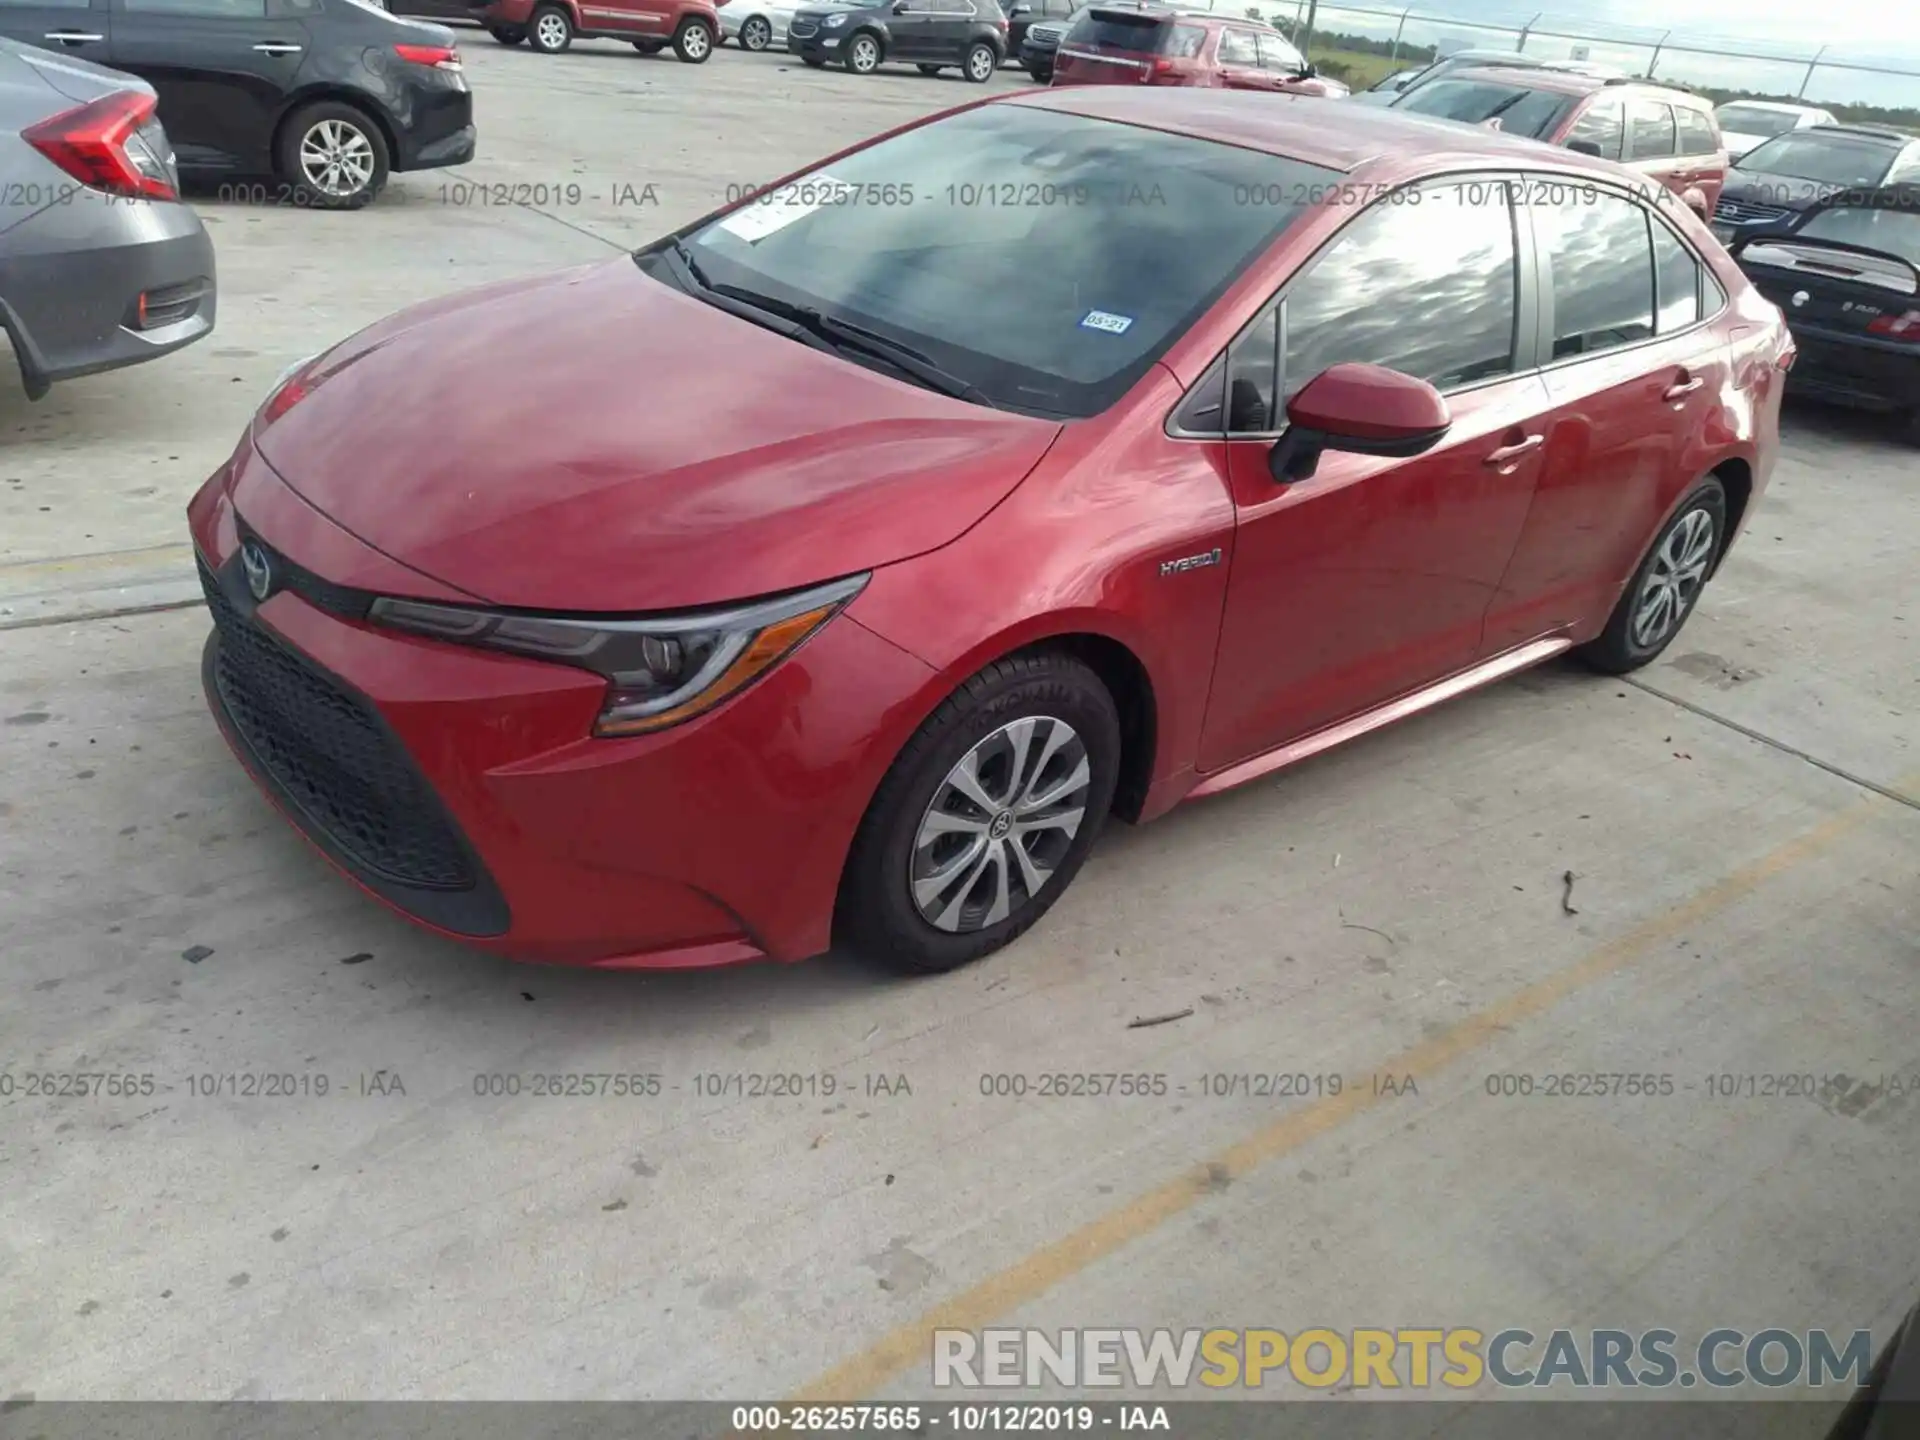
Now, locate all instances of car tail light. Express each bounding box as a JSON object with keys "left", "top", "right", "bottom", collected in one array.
[
  {"left": 1867, "top": 310, "right": 1920, "bottom": 341},
  {"left": 21, "top": 90, "right": 176, "bottom": 201},
  {"left": 393, "top": 42, "right": 461, "bottom": 69},
  {"left": 1150, "top": 57, "right": 1173, "bottom": 75}
]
